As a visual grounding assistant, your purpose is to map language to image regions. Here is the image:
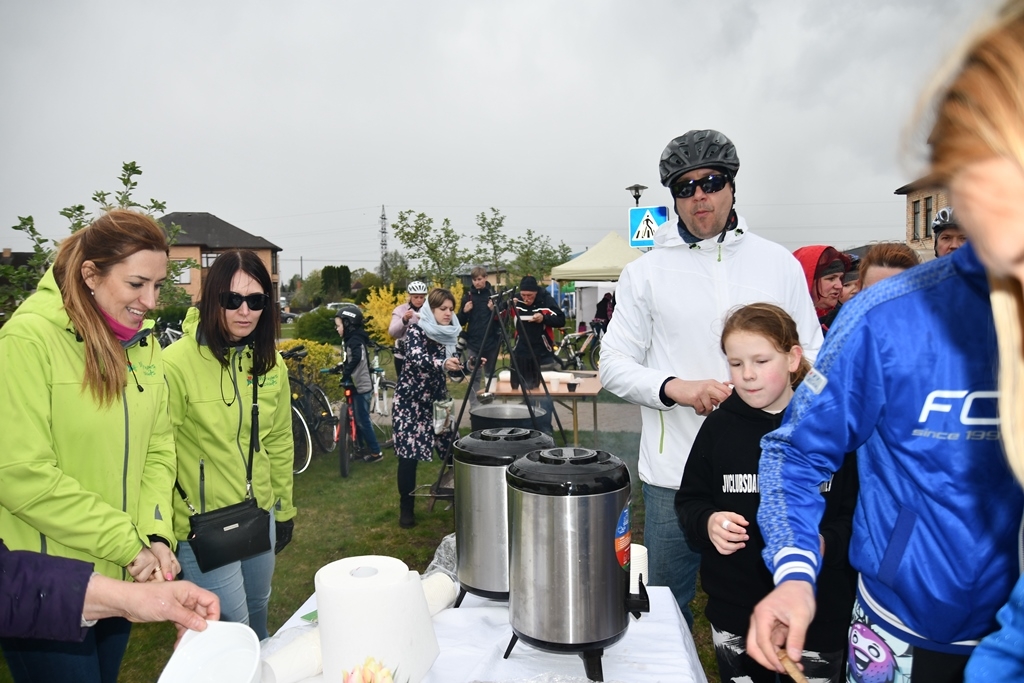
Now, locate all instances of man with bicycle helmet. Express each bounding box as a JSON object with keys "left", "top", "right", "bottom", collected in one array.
[
  {"left": 933, "top": 207, "right": 966, "bottom": 258},
  {"left": 601, "top": 129, "right": 822, "bottom": 628},
  {"left": 388, "top": 281, "right": 427, "bottom": 377},
  {"left": 335, "top": 305, "right": 383, "bottom": 463}
]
